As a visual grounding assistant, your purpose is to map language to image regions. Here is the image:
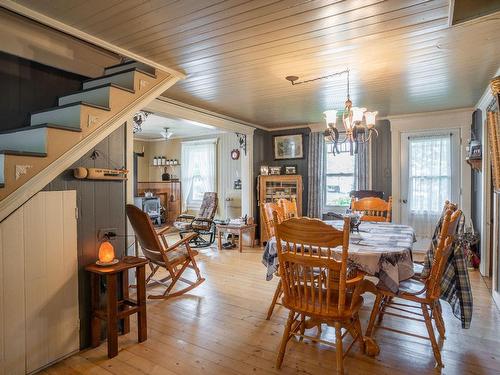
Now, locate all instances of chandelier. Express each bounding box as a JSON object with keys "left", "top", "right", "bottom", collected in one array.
[{"left": 286, "top": 69, "right": 378, "bottom": 155}]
